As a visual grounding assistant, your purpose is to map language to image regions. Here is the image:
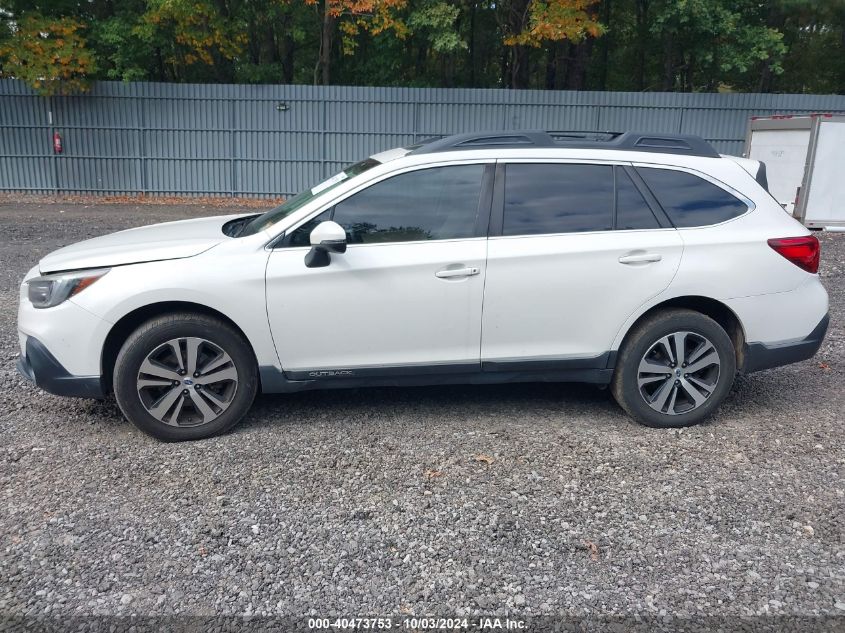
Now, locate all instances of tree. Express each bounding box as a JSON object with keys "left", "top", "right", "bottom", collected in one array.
[
  {"left": 0, "top": 12, "right": 97, "bottom": 94},
  {"left": 504, "top": 0, "right": 603, "bottom": 46},
  {"left": 311, "top": 0, "right": 408, "bottom": 84},
  {"left": 407, "top": 0, "right": 467, "bottom": 55},
  {"left": 92, "top": 0, "right": 155, "bottom": 82},
  {"left": 0, "top": 0, "right": 843, "bottom": 94},
  {"left": 769, "top": 0, "right": 845, "bottom": 93},
  {"left": 650, "top": 0, "right": 786, "bottom": 92},
  {"left": 134, "top": 0, "right": 246, "bottom": 82},
  {"left": 500, "top": 0, "right": 604, "bottom": 88},
  {"left": 233, "top": 0, "right": 308, "bottom": 84}
]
